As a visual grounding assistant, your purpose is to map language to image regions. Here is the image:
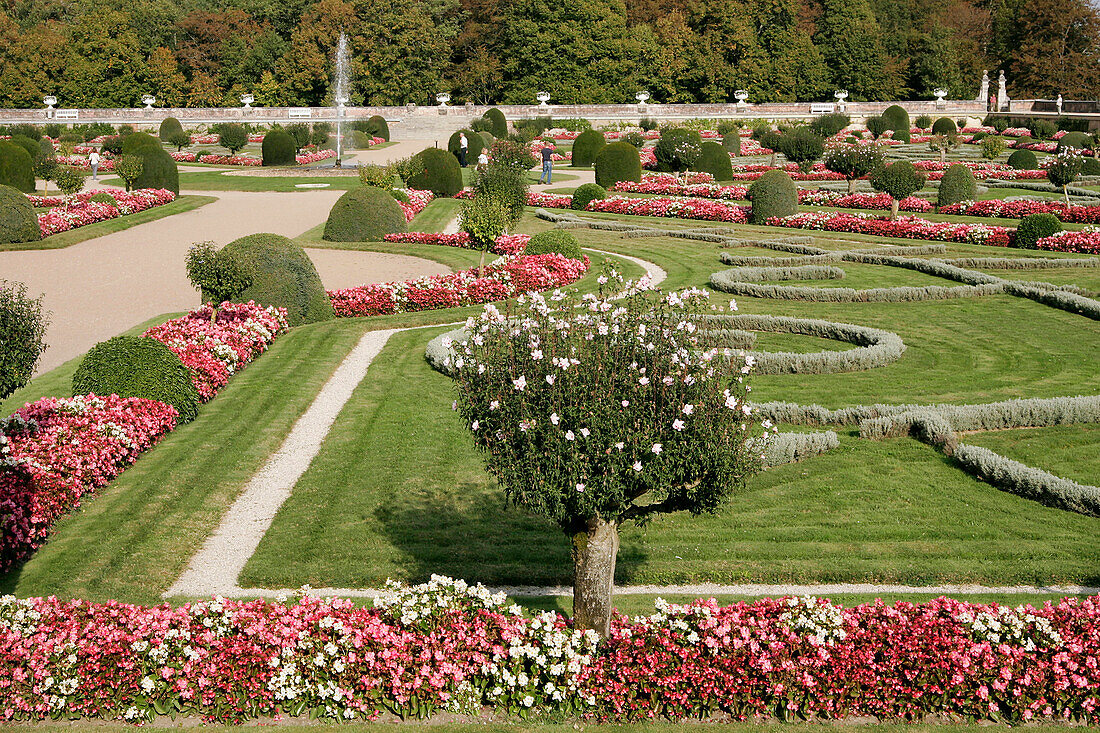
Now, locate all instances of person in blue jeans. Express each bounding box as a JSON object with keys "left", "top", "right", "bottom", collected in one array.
[{"left": 539, "top": 144, "right": 554, "bottom": 184}]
